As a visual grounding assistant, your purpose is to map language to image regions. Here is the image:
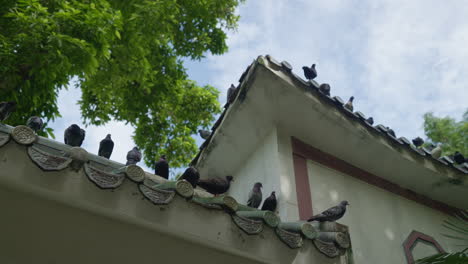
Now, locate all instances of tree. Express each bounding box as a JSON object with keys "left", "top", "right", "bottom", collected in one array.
[
  {"left": 423, "top": 109, "right": 468, "bottom": 157},
  {"left": 1, "top": 0, "right": 243, "bottom": 168}
]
